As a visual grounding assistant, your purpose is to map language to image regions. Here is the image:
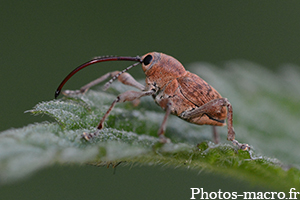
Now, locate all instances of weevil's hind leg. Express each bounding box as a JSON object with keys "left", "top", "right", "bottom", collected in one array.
[
  {"left": 82, "top": 90, "right": 154, "bottom": 141},
  {"left": 212, "top": 126, "right": 220, "bottom": 144},
  {"left": 224, "top": 98, "right": 250, "bottom": 151},
  {"left": 181, "top": 98, "right": 249, "bottom": 151},
  {"left": 157, "top": 102, "right": 172, "bottom": 143},
  {"left": 223, "top": 99, "right": 261, "bottom": 159},
  {"left": 63, "top": 71, "right": 145, "bottom": 96}
]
